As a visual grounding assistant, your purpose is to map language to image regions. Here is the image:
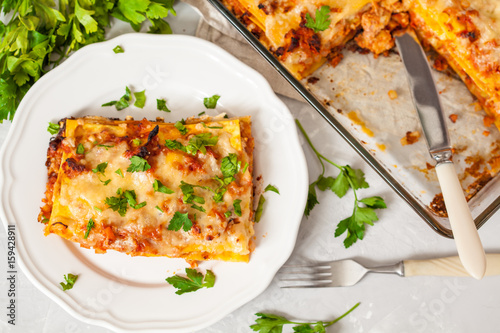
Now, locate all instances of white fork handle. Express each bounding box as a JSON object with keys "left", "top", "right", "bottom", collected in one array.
[
  {"left": 404, "top": 254, "right": 500, "bottom": 277},
  {"left": 434, "top": 162, "right": 486, "bottom": 279}
]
